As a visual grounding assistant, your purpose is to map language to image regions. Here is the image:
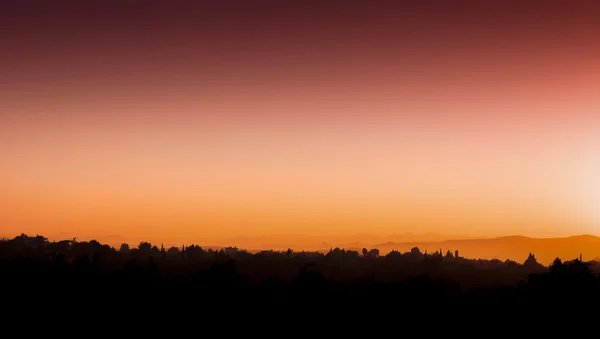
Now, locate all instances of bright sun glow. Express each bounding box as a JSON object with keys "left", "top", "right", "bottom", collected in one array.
[{"left": 574, "top": 138, "right": 600, "bottom": 229}]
